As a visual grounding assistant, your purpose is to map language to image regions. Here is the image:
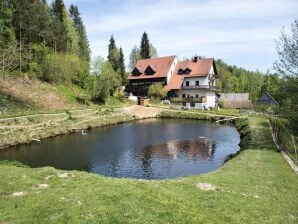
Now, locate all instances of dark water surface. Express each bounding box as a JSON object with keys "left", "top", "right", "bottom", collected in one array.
[{"left": 0, "top": 119, "right": 240, "bottom": 179}]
